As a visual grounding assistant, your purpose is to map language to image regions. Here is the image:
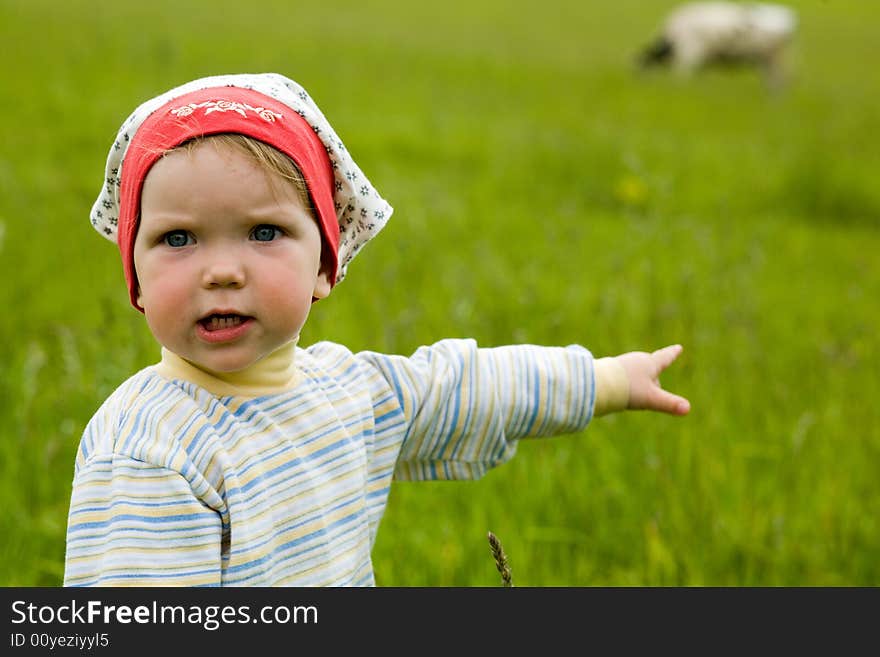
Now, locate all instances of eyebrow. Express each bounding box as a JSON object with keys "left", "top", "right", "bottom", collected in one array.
[{"left": 139, "top": 202, "right": 313, "bottom": 232}]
